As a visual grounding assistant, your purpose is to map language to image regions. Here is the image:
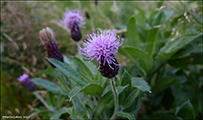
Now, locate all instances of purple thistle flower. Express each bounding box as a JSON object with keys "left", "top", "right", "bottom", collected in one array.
[
  {"left": 18, "top": 73, "right": 37, "bottom": 92},
  {"left": 61, "top": 10, "right": 85, "bottom": 41},
  {"left": 81, "top": 30, "right": 124, "bottom": 78},
  {"left": 39, "top": 27, "right": 64, "bottom": 67}
]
